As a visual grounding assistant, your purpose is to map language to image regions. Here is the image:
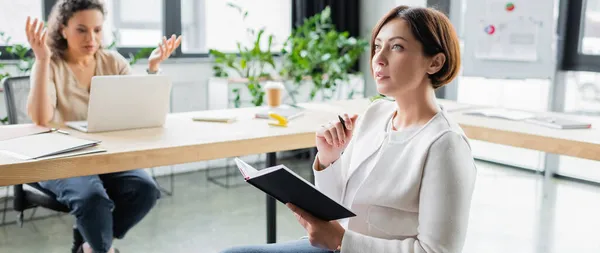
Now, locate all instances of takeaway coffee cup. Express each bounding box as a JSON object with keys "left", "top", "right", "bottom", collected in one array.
[{"left": 265, "top": 81, "right": 284, "bottom": 107}]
